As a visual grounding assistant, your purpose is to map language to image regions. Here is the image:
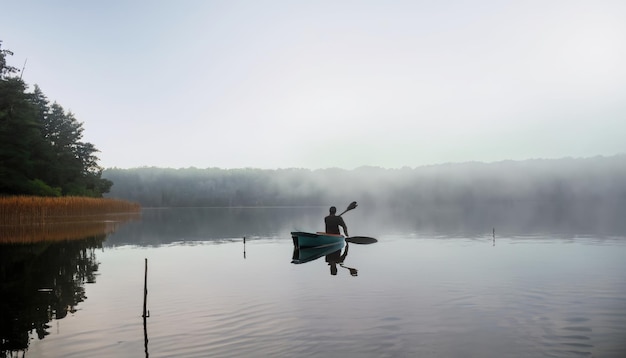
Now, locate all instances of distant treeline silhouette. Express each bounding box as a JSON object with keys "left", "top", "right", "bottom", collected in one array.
[
  {"left": 102, "top": 156, "right": 622, "bottom": 205},
  {"left": 103, "top": 156, "right": 626, "bottom": 234}
]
